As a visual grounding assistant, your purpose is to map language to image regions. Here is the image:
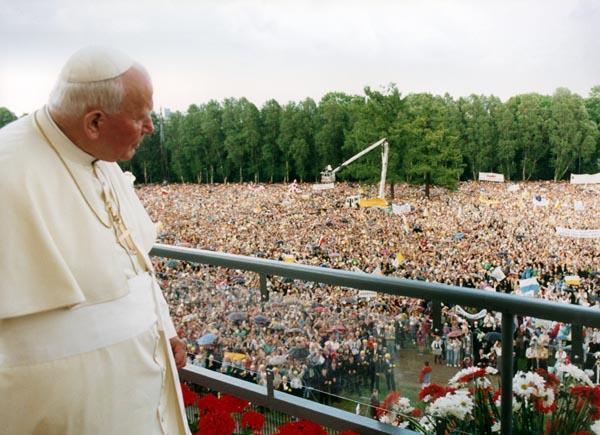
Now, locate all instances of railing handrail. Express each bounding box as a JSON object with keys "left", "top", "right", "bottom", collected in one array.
[
  {"left": 152, "top": 243, "right": 598, "bottom": 435},
  {"left": 151, "top": 243, "right": 600, "bottom": 327}
]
